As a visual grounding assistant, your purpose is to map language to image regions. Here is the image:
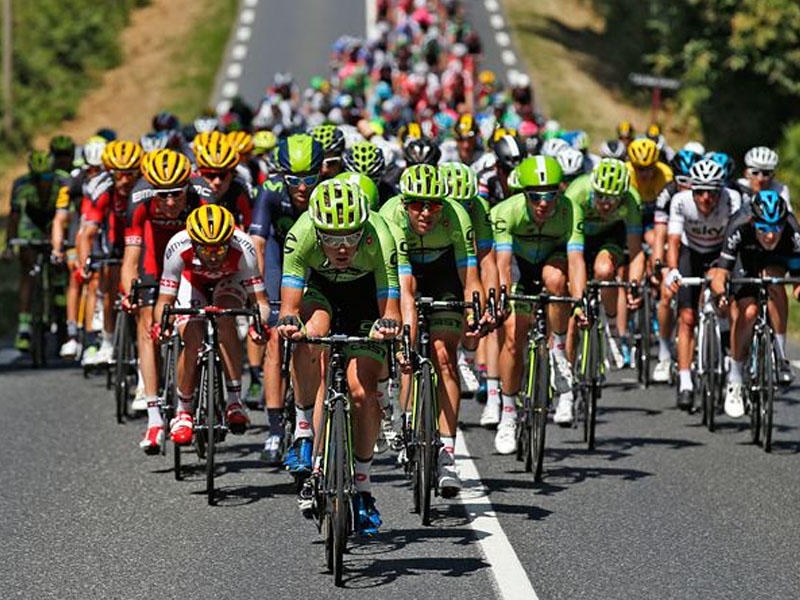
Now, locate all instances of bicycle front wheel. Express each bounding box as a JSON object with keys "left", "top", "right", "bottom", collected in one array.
[
  {"left": 748, "top": 338, "right": 761, "bottom": 446},
  {"left": 531, "top": 342, "right": 549, "bottom": 482},
  {"left": 330, "top": 398, "right": 349, "bottom": 586},
  {"left": 113, "top": 312, "right": 129, "bottom": 424},
  {"left": 204, "top": 351, "right": 217, "bottom": 505},
  {"left": 760, "top": 330, "right": 775, "bottom": 453},
  {"left": 638, "top": 287, "right": 652, "bottom": 388},
  {"left": 413, "top": 362, "right": 437, "bottom": 526}
]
